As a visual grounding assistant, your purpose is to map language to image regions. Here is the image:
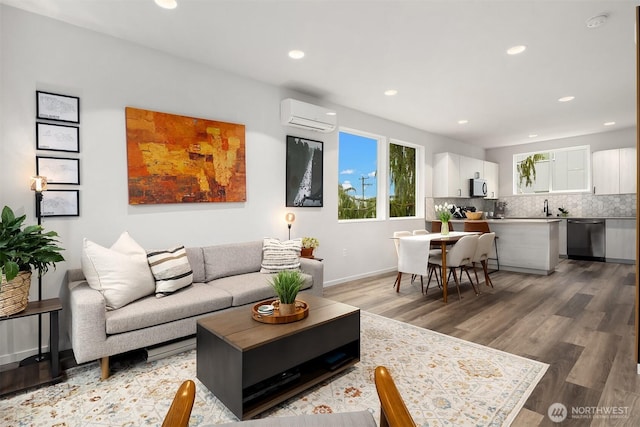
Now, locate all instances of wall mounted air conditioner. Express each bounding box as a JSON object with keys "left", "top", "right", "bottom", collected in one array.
[{"left": 280, "top": 98, "right": 337, "bottom": 133}]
